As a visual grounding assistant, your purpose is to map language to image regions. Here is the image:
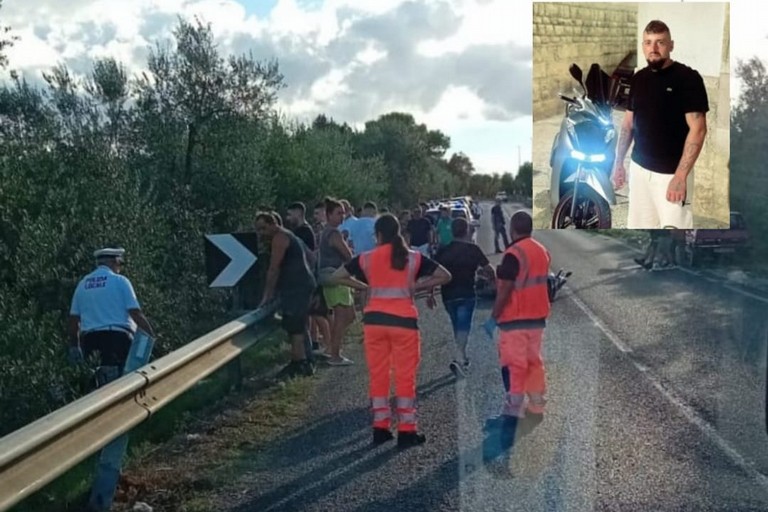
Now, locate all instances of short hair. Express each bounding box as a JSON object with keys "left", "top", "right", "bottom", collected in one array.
[
  {"left": 644, "top": 20, "right": 670, "bottom": 36},
  {"left": 271, "top": 211, "right": 283, "bottom": 226},
  {"left": 287, "top": 202, "right": 306, "bottom": 215},
  {"left": 451, "top": 217, "right": 468, "bottom": 238},
  {"left": 255, "top": 212, "right": 276, "bottom": 225},
  {"left": 339, "top": 199, "right": 352, "bottom": 211},
  {"left": 363, "top": 201, "right": 377, "bottom": 211},
  {"left": 510, "top": 211, "right": 533, "bottom": 236},
  {"left": 324, "top": 197, "right": 343, "bottom": 216}
]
